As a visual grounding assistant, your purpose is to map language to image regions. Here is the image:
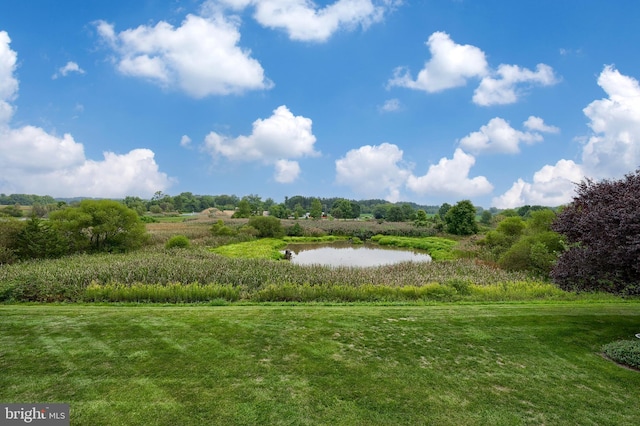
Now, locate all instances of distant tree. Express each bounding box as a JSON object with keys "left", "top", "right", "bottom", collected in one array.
[
  {"left": 350, "top": 201, "right": 361, "bottom": 219},
  {"left": 373, "top": 204, "right": 388, "bottom": 220},
  {"left": 294, "top": 203, "right": 305, "bottom": 219},
  {"left": 269, "top": 203, "right": 289, "bottom": 219},
  {"left": 232, "top": 200, "right": 252, "bottom": 218},
  {"left": 414, "top": 210, "right": 429, "bottom": 227},
  {"left": 480, "top": 210, "right": 492, "bottom": 226},
  {"left": 331, "top": 199, "right": 352, "bottom": 219},
  {"left": 0, "top": 204, "right": 22, "bottom": 218},
  {"left": 309, "top": 198, "right": 323, "bottom": 219},
  {"left": 438, "top": 203, "right": 451, "bottom": 220},
  {"left": 16, "top": 215, "right": 67, "bottom": 259},
  {"left": 49, "top": 200, "right": 148, "bottom": 253},
  {"left": 0, "top": 218, "right": 25, "bottom": 264},
  {"left": 247, "top": 216, "right": 284, "bottom": 238},
  {"left": 386, "top": 206, "right": 404, "bottom": 222},
  {"left": 401, "top": 204, "right": 415, "bottom": 221},
  {"left": 444, "top": 200, "right": 478, "bottom": 235},
  {"left": 551, "top": 171, "right": 640, "bottom": 294}
]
